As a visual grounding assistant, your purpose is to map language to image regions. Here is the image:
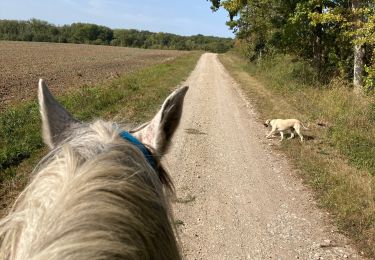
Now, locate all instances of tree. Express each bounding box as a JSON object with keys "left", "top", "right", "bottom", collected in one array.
[
  {"left": 352, "top": 0, "right": 365, "bottom": 94},
  {"left": 209, "top": 0, "right": 375, "bottom": 91},
  {"left": 0, "top": 18, "right": 233, "bottom": 53},
  {"left": 309, "top": 0, "right": 374, "bottom": 92}
]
